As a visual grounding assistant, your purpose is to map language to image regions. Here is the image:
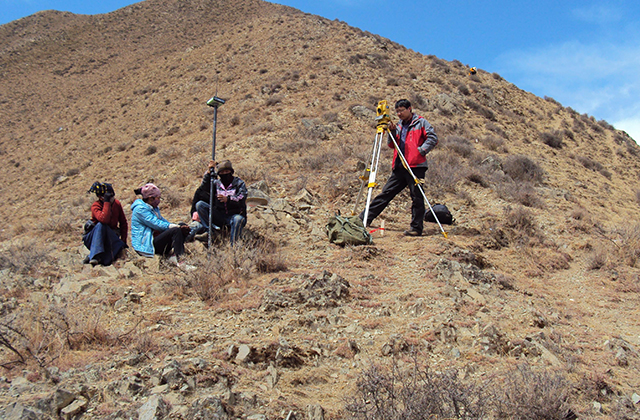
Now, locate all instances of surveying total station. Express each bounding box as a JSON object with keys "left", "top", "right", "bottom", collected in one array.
[{"left": 353, "top": 100, "right": 448, "bottom": 239}]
